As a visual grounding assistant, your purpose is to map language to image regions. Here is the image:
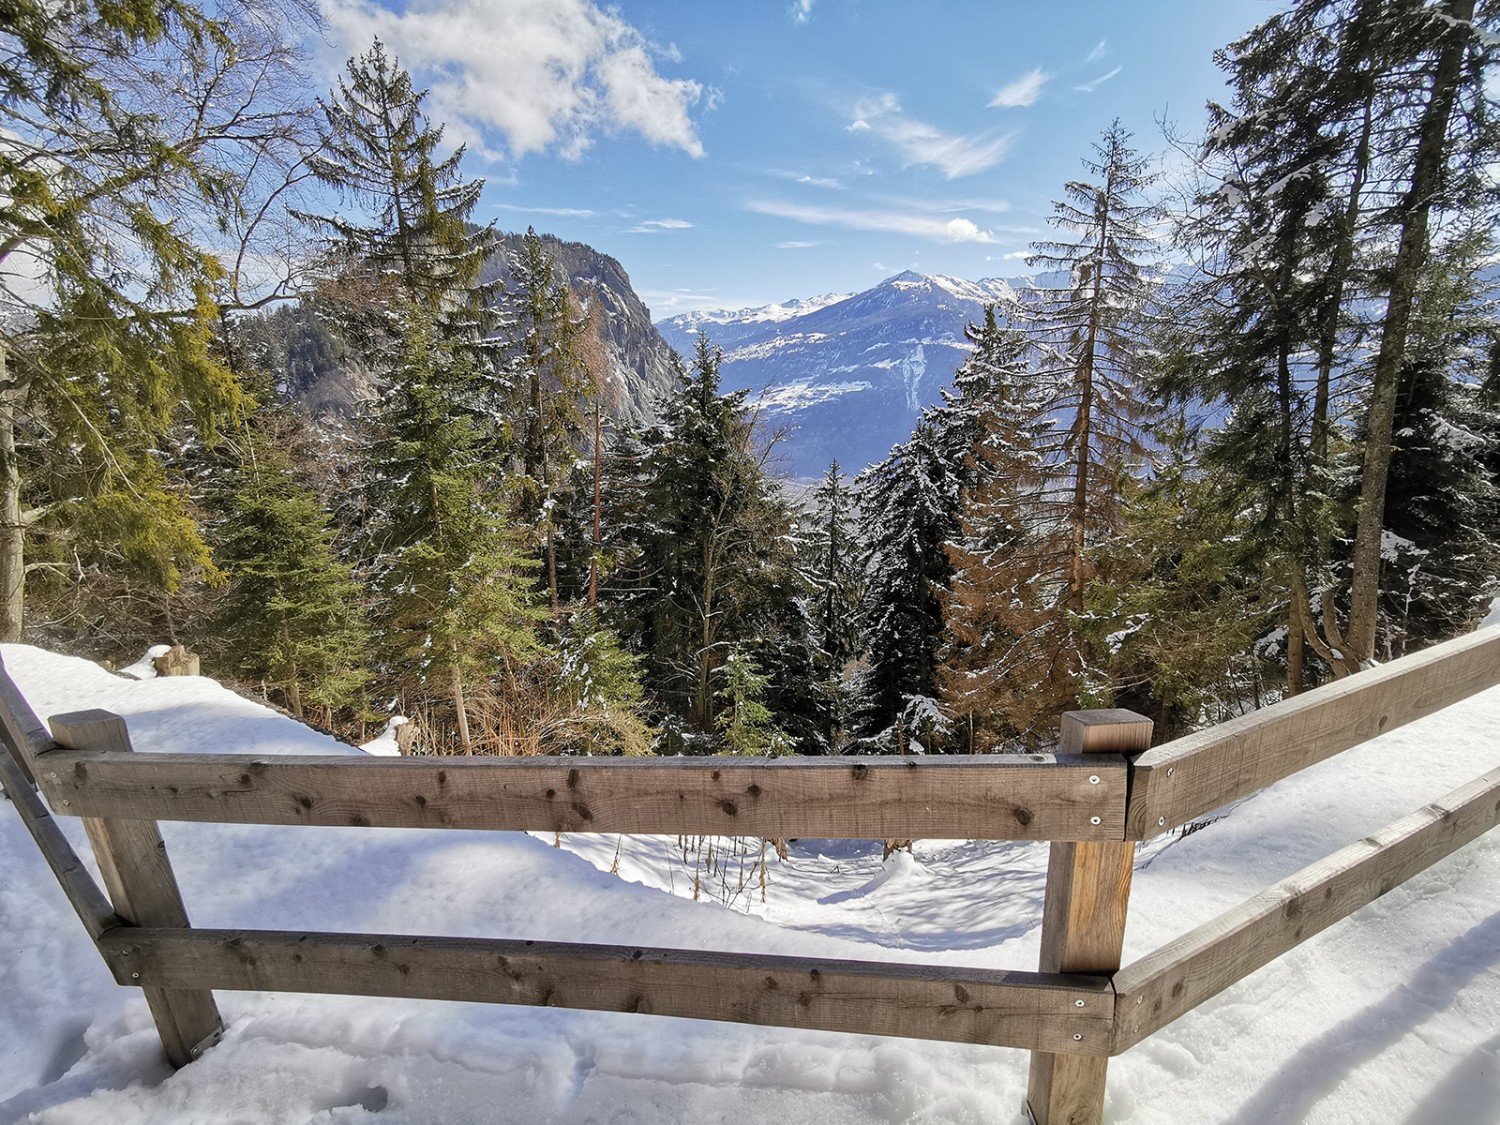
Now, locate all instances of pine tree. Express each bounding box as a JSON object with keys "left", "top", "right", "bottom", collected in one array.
[
  {"left": 300, "top": 39, "right": 497, "bottom": 345},
  {"left": 1025, "top": 120, "right": 1159, "bottom": 621},
  {"left": 937, "top": 312, "right": 1069, "bottom": 749},
  {"left": 361, "top": 306, "right": 544, "bottom": 751},
  {"left": 502, "top": 229, "right": 593, "bottom": 615},
  {"left": 601, "top": 338, "right": 813, "bottom": 751},
  {"left": 803, "top": 462, "right": 864, "bottom": 749},
  {"left": 1080, "top": 421, "right": 1269, "bottom": 739},
  {"left": 1169, "top": 0, "right": 1500, "bottom": 680},
  {"left": 0, "top": 0, "right": 307, "bottom": 641},
  {"left": 198, "top": 409, "right": 370, "bottom": 723},
  {"left": 1369, "top": 238, "right": 1500, "bottom": 654}
]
